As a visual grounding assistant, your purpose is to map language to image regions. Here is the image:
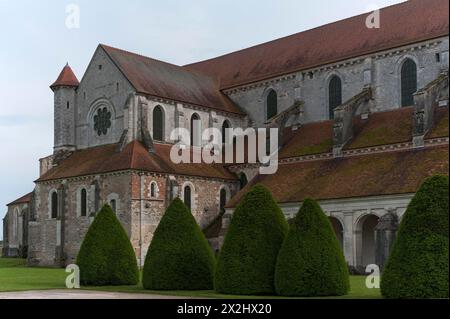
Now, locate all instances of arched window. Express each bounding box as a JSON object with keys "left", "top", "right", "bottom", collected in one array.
[
  {"left": 329, "top": 76, "right": 342, "bottom": 119},
  {"left": 222, "top": 120, "right": 231, "bottom": 144},
  {"left": 266, "top": 90, "right": 278, "bottom": 120},
  {"left": 153, "top": 105, "right": 164, "bottom": 141},
  {"left": 150, "top": 182, "right": 157, "bottom": 198},
  {"left": 184, "top": 185, "right": 192, "bottom": 211},
  {"left": 190, "top": 113, "right": 201, "bottom": 147},
  {"left": 219, "top": 188, "right": 227, "bottom": 214},
  {"left": 239, "top": 173, "right": 248, "bottom": 190},
  {"left": 80, "top": 188, "right": 87, "bottom": 217},
  {"left": 110, "top": 199, "right": 117, "bottom": 213},
  {"left": 401, "top": 59, "right": 417, "bottom": 107},
  {"left": 51, "top": 192, "right": 58, "bottom": 219}
]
